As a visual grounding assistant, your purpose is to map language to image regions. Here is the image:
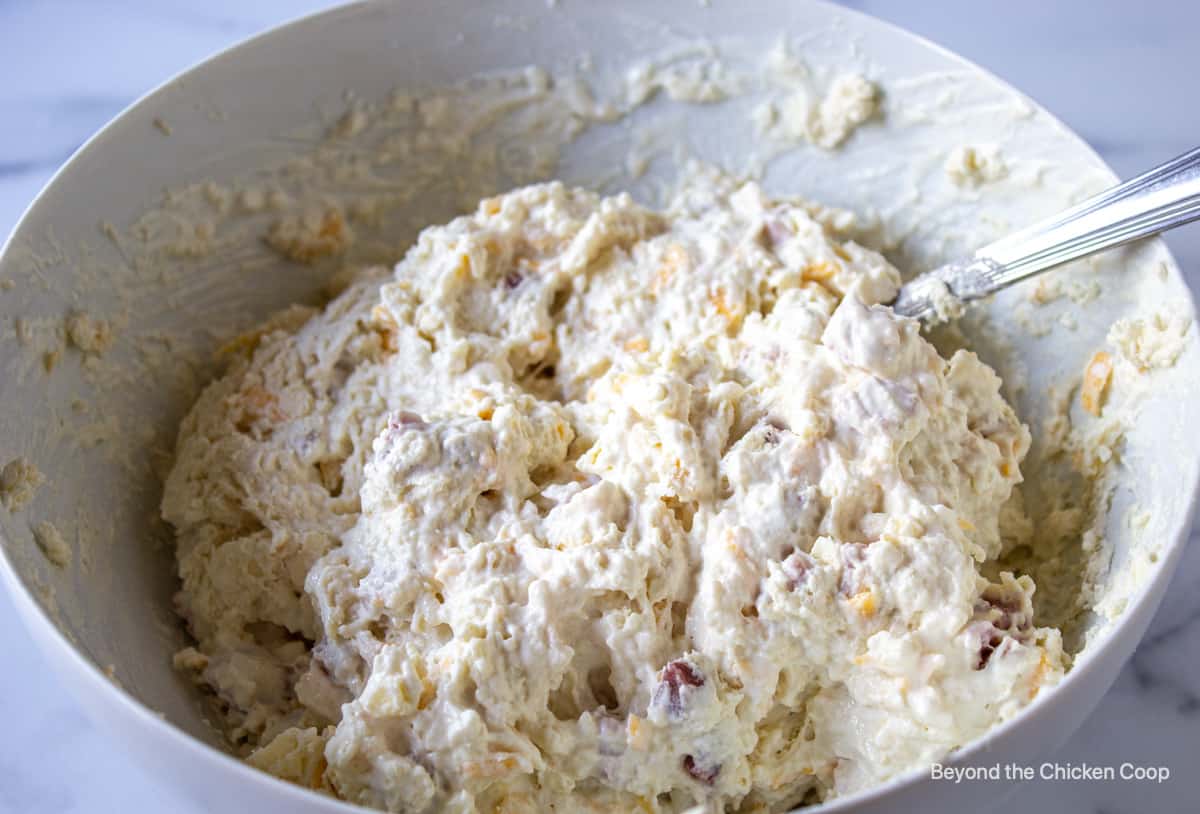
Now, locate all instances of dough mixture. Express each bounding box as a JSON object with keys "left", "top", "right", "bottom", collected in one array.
[{"left": 164, "top": 173, "right": 1065, "bottom": 812}]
